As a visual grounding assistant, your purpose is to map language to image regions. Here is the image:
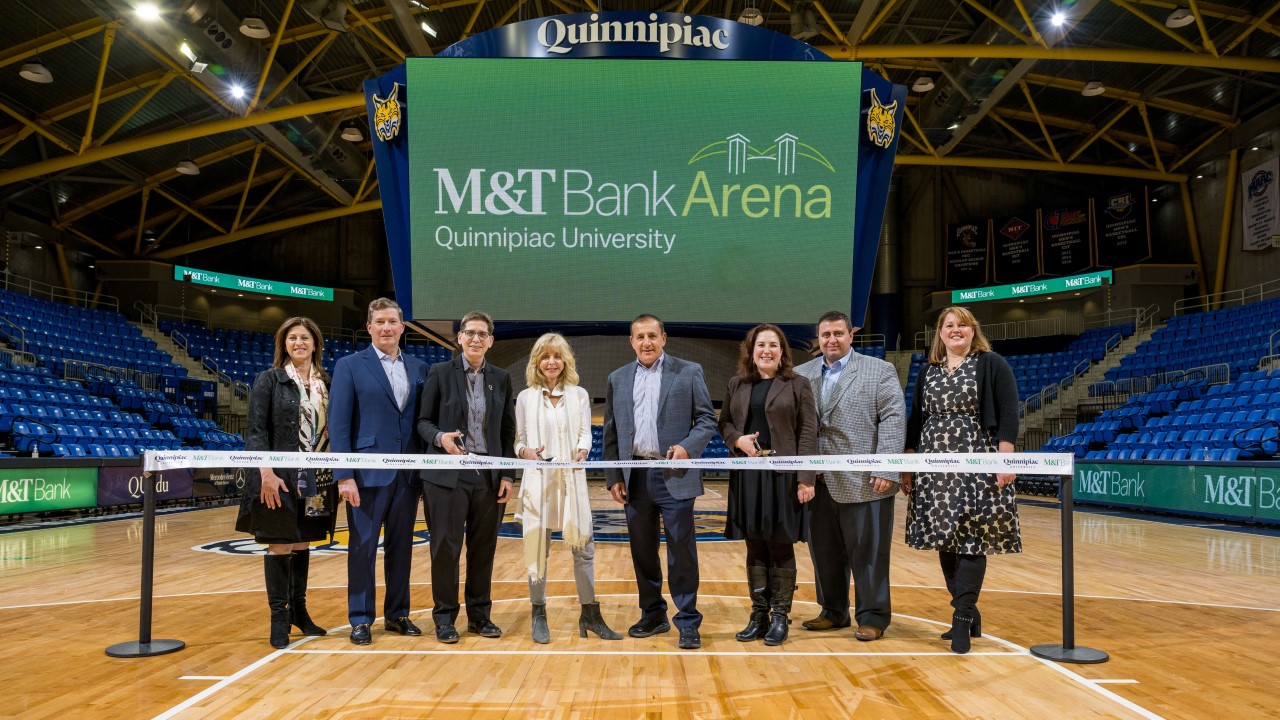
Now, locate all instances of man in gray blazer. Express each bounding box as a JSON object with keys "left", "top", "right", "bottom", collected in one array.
[
  {"left": 794, "top": 310, "right": 906, "bottom": 641},
  {"left": 603, "top": 314, "right": 717, "bottom": 650}
]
